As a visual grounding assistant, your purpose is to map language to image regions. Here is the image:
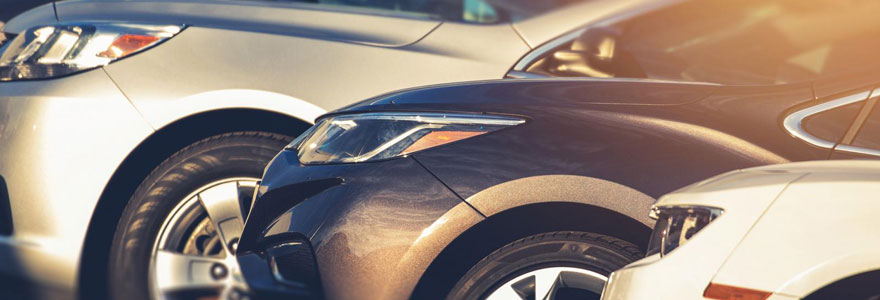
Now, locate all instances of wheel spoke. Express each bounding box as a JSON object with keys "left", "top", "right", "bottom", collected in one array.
[
  {"left": 154, "top": 250, "right": 227, "bottom": 293},
  {"left": 533, "top": 268, "right": 563, "bottom": 300},
  {"left": 485, "top": 267, "right": 608, "bottom": 300},
  {"left": 486, "top": 277, "right": 531, "bottom": 300},
  {"left": 198, "top": 181, "right": 247, "bottom": 254}
]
